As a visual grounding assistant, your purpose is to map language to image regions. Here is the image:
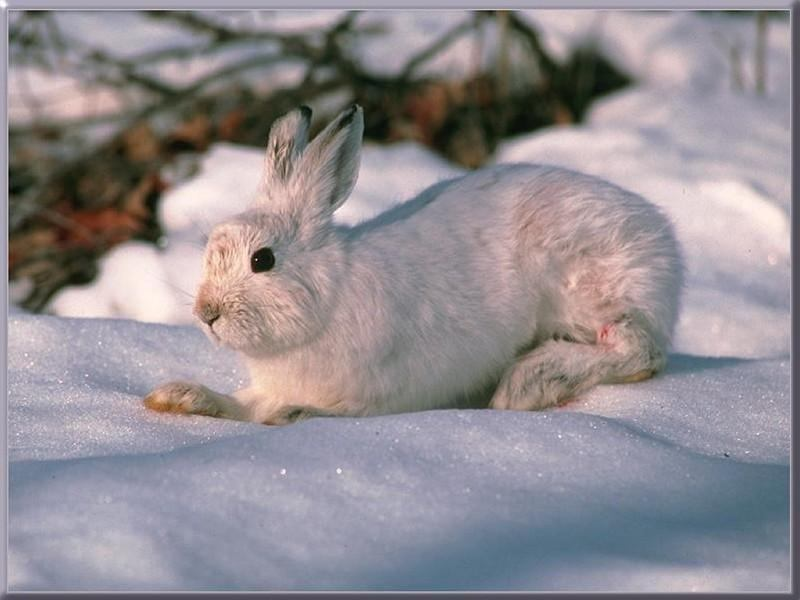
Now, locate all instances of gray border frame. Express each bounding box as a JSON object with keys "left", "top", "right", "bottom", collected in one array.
[
  {"left": 3, "top": 2, "right": 10, "bottom": 598},
  {"left": 3, "top": 1, "right": 796, "bottom": 598},
  {"left": 1, "top": 1, "right": 797, "bottom": 8}
]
